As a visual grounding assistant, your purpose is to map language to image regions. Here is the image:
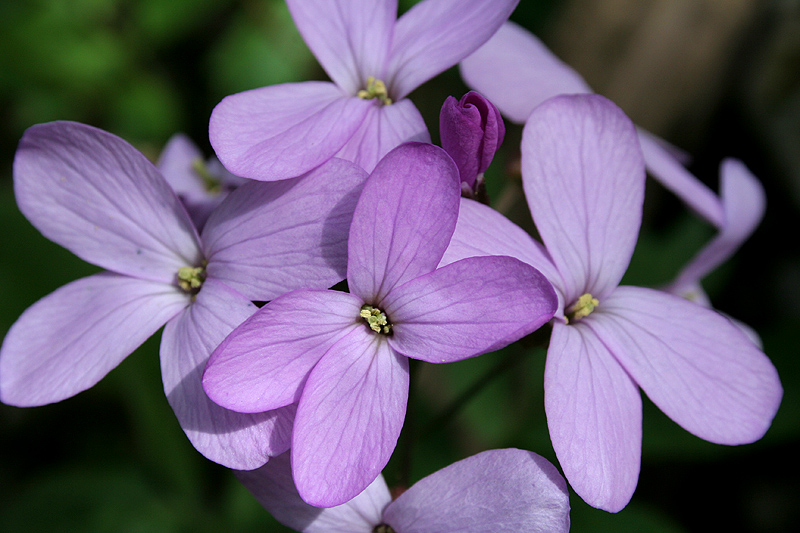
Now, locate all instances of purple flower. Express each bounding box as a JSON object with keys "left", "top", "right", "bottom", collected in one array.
[
  {"left": 459, "top": 20, "right": 727, "bottom": 229},
  {"left": 439, "top": 91, "right": 505, "bottom": 197},
  {"left": 0, "top": 121, "right": 368, "bottom": 470},
  {"left": 237, "top": 448, "right": 570, "bottom": 532},
  {"left": 441, "top": 95, "right": 782, "bottom": 512},
  {"left": 209, "top": 0, "right": 519, "bottom": 181},
  {"left": 203, "top": 142, "right": 557, "bottom": 506},
  {"left": 157, "top": 133, "right": 246, "bottom": 230}
]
